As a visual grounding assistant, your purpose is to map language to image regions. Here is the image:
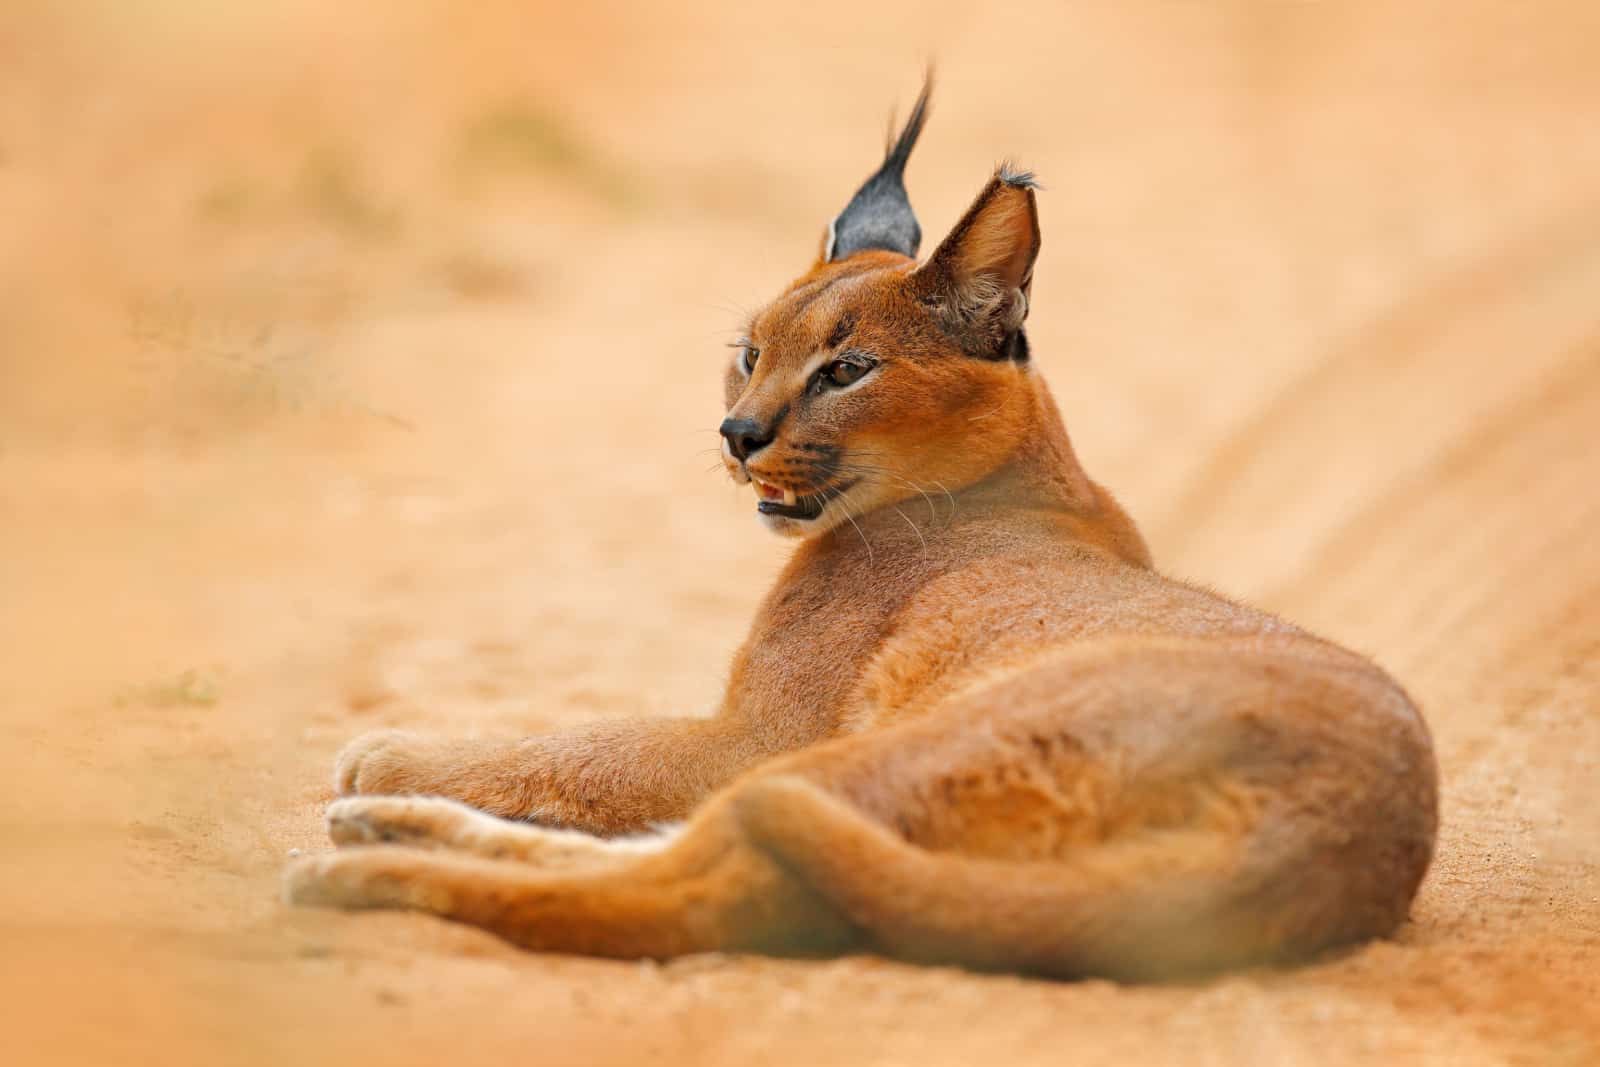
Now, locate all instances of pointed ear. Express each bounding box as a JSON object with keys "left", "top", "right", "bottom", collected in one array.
[
  {"left": 912, "top": 166, "right": 1041, "bottom": 358},
  {"left": 821, "top": 75, "right": 933, "bottom": 262}
]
